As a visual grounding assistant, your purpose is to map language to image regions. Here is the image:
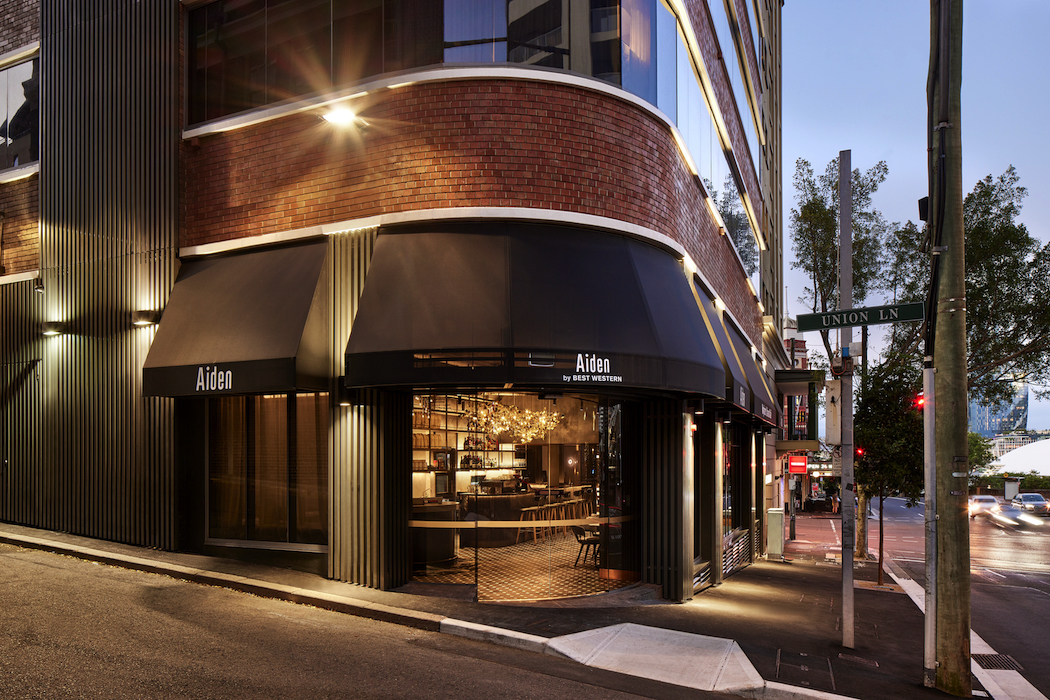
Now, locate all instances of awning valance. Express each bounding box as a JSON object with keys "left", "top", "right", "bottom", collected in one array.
[
  {"left": 344, "top": 223, "right": 725, "bottom": 397},
  {"left": 690, "top": 280, "right": 750, "bottom": 412},
  {"left": 142, "top": 241, "right": 329, "bottom": 397},
  {"left": 724, "top": 322, "right": 778, "bottom": 426}
]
